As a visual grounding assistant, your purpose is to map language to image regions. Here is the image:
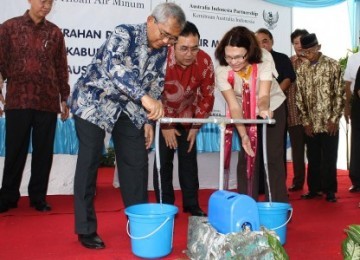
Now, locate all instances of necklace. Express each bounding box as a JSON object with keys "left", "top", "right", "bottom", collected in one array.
[{"left": 237, "top": 65, "right": 252, "bottom": 80}]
